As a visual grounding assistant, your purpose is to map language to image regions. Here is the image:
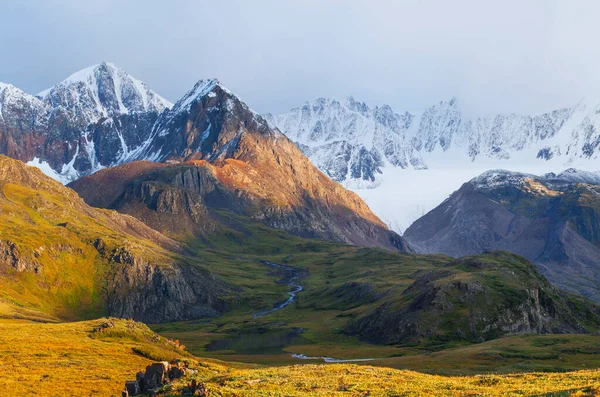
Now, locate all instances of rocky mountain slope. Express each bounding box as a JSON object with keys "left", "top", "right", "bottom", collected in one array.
[
  {"left": 69, "top": 79, "right": 408, "bottom": 250},
  {"left": 404, "top": 168, "right": 600, "bottom": 302},
  {"left": 0, "top": 62, "right": 171, "bottom": 182},
  {"left": 0, "top": 155, "right": 229, "bottom": 323},
  {"left": 1, "top": 65, "right": 404, "bottom": 250},
  {"left": 266, "top": 96, "right": 600, "bottom": 187}
]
